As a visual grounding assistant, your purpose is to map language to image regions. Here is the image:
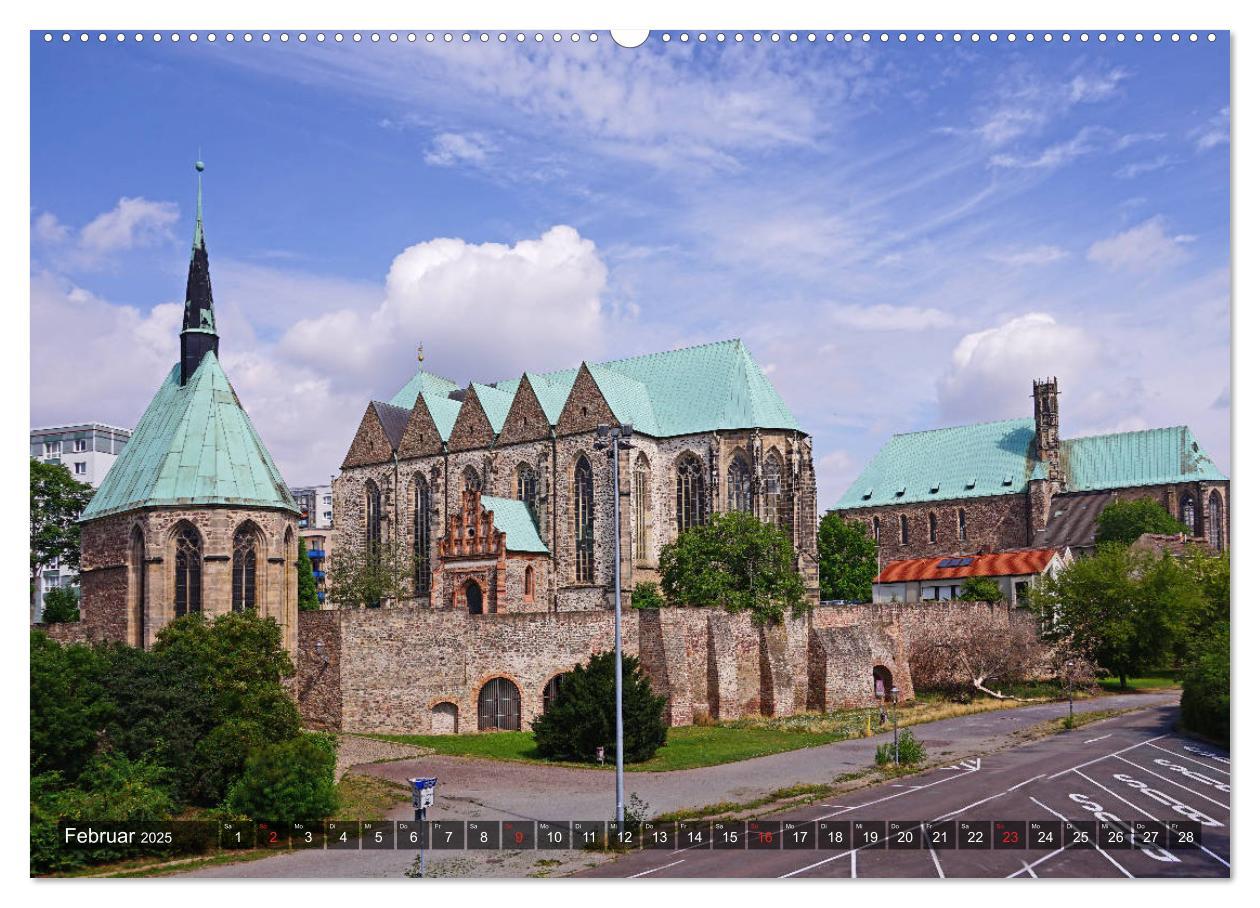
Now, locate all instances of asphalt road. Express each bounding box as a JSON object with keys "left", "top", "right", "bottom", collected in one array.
[{"left": 579, "top": 705, "right": 1230, "bottom": 879}]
